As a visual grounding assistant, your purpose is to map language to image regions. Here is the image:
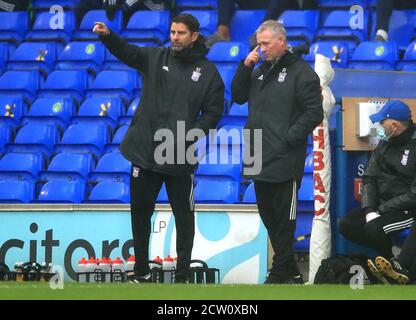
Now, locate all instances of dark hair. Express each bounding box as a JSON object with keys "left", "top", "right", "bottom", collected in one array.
[{"left": 171, "top": 13, "right": 200, "bottom": 34}]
